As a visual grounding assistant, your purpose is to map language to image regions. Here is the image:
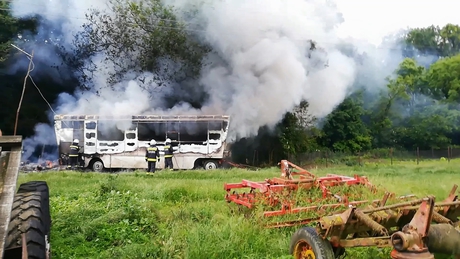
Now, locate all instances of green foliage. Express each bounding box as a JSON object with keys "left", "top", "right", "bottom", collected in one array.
[
  {"left": 404, "top": 23, "right": 460, "bottom": 57},
  {"left": 278, "top": 101, "right": 321, "bottom": 155},
  {"left": 65, "top": 0, "right": 208, "bottom": 88},
  {"left": 425, "top": 54, "right": 460, "bottom": 101},
  {"left": 0, "top": 2, "right": 38, "bottom": 63},
  {"left": 320, "top": 97, "right": 371, "bottom": 153}
]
